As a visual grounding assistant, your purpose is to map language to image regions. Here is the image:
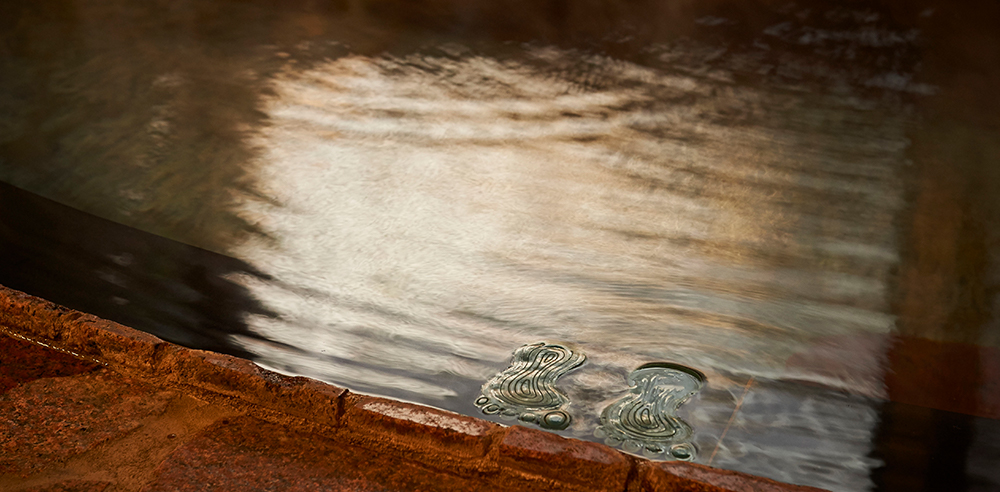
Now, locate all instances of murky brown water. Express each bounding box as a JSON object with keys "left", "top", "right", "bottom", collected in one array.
[{"left": 2, "top": 0, "right": 999, "bottom": 490}]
